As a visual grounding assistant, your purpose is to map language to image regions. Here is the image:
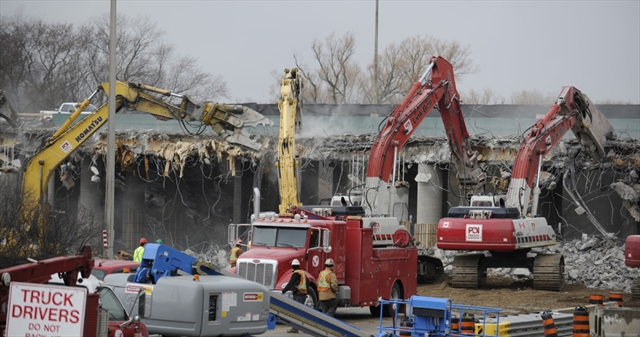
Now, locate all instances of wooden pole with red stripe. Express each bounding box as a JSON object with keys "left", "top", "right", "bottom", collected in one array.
[{"left": 102, "top": 229, "right": 108, "bottom": 255}]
